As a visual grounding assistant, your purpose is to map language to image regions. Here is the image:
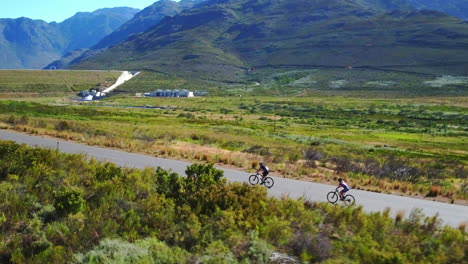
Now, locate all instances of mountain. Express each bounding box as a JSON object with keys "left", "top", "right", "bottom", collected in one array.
[
  {"left": 71, "top": 0, "right": 468, "bottom": 82},
  {"left": 47, "top": 0, "right": 206, "bottom": 70},
  {"left": 405, "top": 0, "right": 468, "bottom": 20},
  {"left": 351, "top": 0, "right": 413, "bottom": 11},
  {"left": 94, "top": 0, "right": 205, "bottom": 49},
  {"left": 0, "top": 7, "right": 138, "bottom": 69},
  {"left": 59, "top": 7, "right": 138, "bottom": 51},
  {"left": 0, "top": 18, "right": 65, "bottom": 69}
]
